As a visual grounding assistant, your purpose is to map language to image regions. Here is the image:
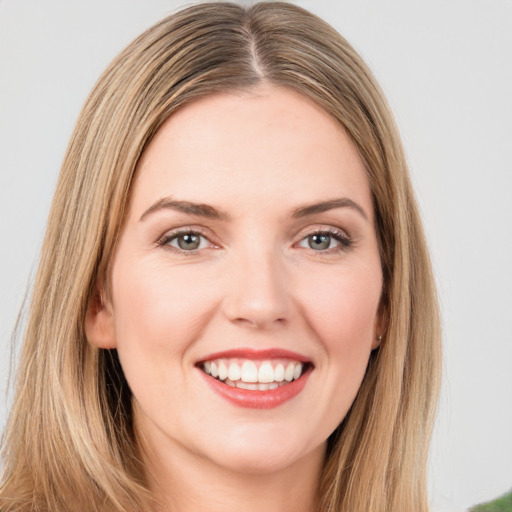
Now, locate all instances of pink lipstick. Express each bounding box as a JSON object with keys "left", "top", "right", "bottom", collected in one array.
[{"left": 196, "top": 348, "right": 313, "bottom": 409}]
